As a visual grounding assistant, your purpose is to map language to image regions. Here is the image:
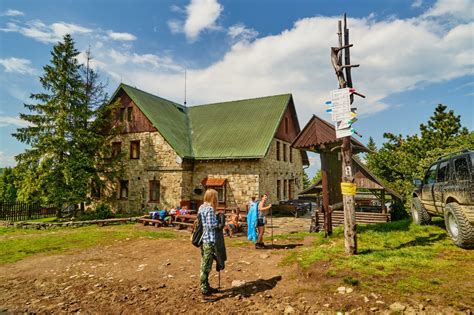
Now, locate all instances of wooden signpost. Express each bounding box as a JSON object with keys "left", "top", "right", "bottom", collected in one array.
[{"left": 329, "top": 14, "right": 365, "bottom": 255}]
